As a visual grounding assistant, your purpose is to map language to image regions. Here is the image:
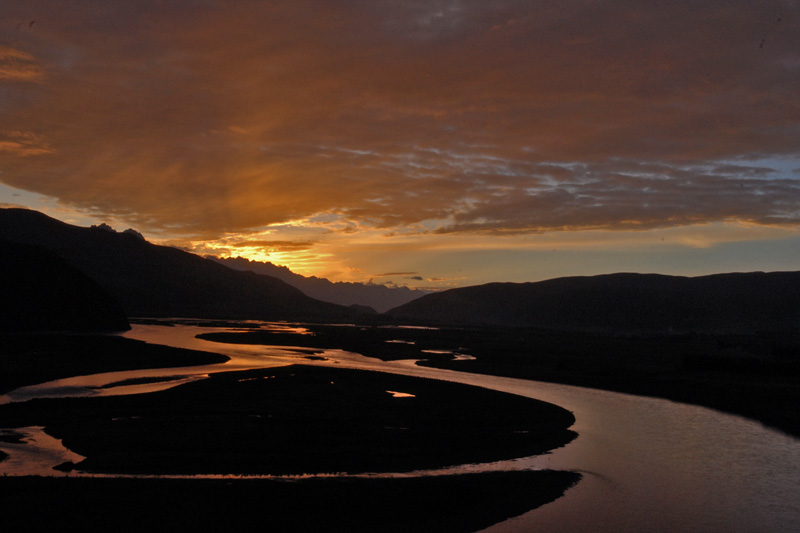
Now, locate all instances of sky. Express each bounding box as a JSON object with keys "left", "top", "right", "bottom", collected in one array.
[{"left": 1, "top": 0, "right": 799, "bottom": 290}]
